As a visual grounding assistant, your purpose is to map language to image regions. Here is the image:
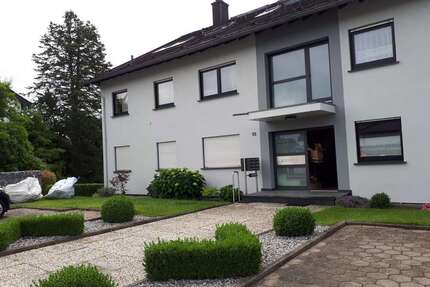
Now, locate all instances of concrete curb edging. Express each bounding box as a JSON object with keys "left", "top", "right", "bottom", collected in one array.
[{"left": 0, "top": 203, "right": 230, "bottom": 258}]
